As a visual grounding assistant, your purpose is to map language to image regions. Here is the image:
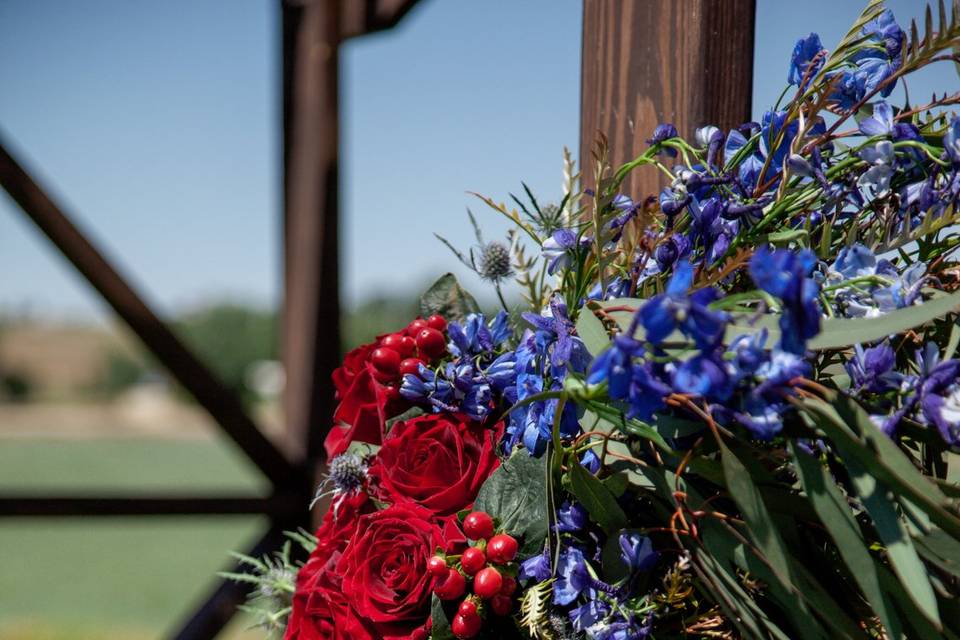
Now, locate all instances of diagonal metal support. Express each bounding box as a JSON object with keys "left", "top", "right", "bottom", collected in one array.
[
  {"left": 169, "top": 523, "right": 293, "bottom": 640},
  {"left": 0, "top": 137, "right": 298, "bottom": 489},
  {"left": 0, "top": 493, "right": 302, "bottom": 518}
]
